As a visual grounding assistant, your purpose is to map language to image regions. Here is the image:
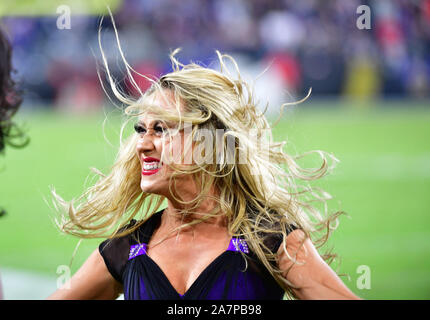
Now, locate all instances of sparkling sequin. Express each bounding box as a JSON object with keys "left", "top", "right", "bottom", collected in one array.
[
  {"left": 128, "top": 243, "right": 147, "bottom": 260},
  {"left": 227, "top": 237, "right": 249, "bottom": 254}
]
